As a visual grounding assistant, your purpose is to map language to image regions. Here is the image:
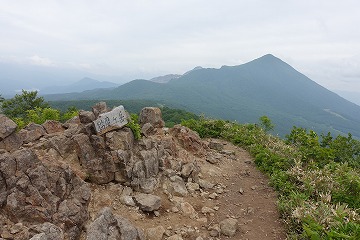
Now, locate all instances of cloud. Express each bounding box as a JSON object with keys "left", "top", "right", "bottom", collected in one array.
[{"left": 28, "top": 55, "right": 55, "bottom": 67}]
